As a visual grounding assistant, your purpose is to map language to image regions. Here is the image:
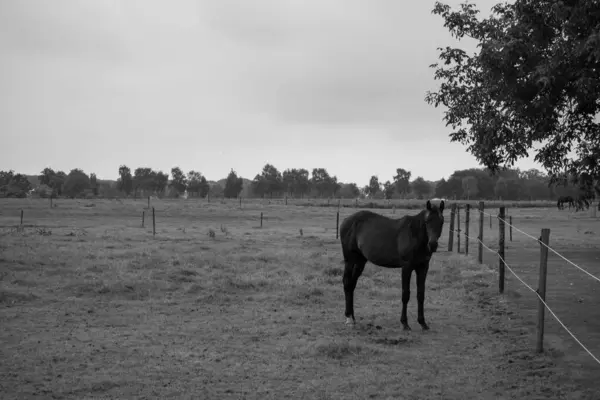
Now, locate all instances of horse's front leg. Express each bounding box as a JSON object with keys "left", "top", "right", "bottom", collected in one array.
[
  {"left": 400, "top": 266, "right": 413, "bottom": 331},
  {"left": 415, "top": 262, "right": 430, "bottom": 330}
]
